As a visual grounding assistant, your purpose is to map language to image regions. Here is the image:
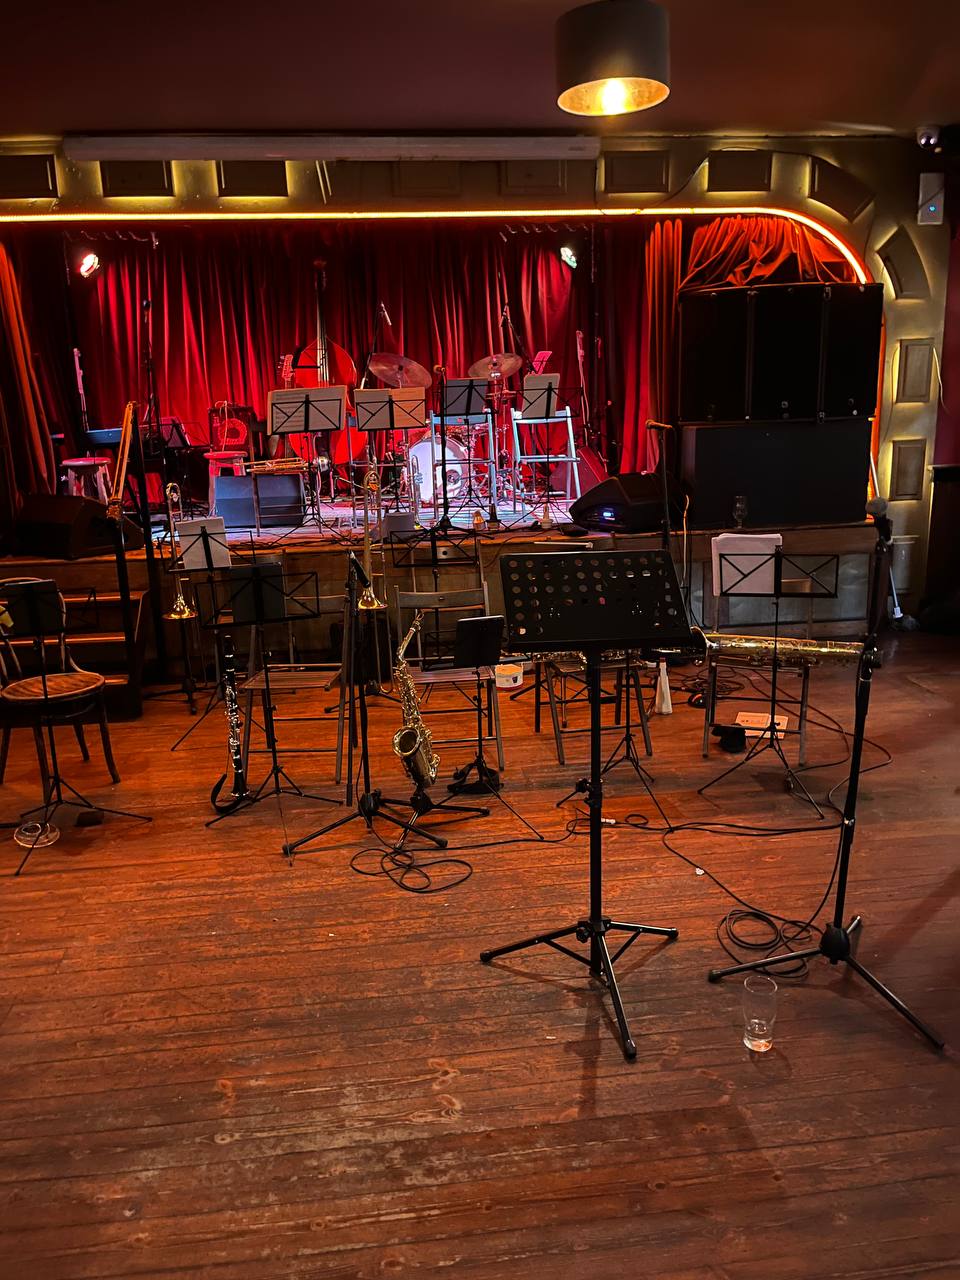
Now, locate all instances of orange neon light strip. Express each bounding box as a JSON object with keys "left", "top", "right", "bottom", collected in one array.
[{"left": 0, "top": 204, "right": 869, "bottom": 284}]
